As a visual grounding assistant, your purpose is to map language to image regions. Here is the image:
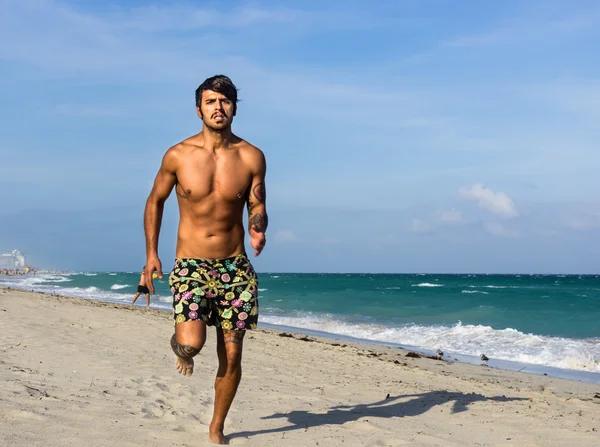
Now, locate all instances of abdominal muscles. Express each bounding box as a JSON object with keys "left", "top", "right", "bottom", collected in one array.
[{"left": 175, "top": 199, "right": 247, "bottom": 259}]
